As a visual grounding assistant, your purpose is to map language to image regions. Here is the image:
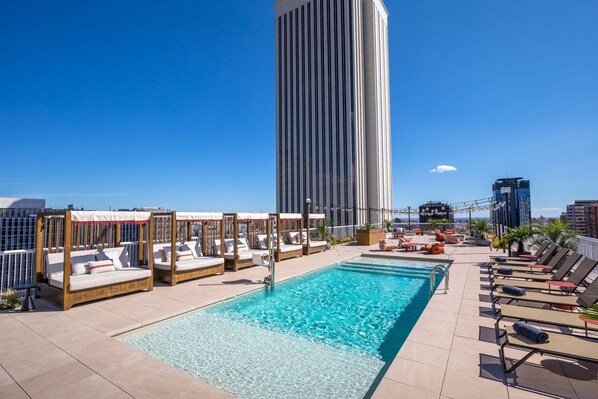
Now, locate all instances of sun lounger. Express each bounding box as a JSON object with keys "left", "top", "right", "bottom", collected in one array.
[
  {"left": 490, "top": 243, "right": 559, "bottom": 268},
  {"left": 491, "top": 258, "right": 597, "bottom": 293},
  {"left": 490, "top": 241, "right": 550, "bottom": 262},
  {"left": 490, "top": 276, "right": 598, "bottom": 314},
  {"left": 489, "top": 244, "right": 559, "bottom": 272},
  {"left": 496, "top": 304, "right": 598, "bottom": 338},
  {"left": 499, "top": 324, "right": 598, "bottom": 373},
  {"left": 492, "top": 252, "right": 582, "bottom": 283}
]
